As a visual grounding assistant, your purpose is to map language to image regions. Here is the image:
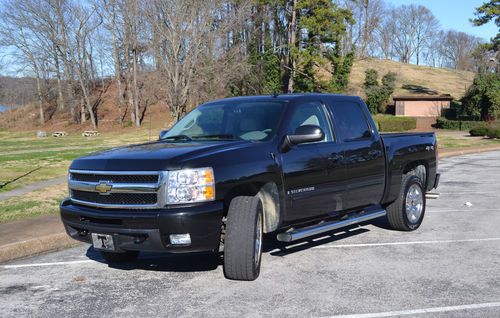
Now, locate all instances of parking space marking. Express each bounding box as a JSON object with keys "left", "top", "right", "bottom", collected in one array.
[
  {"left": 2, "top": 260, "right": 94, "bottom": 269},
  {"left": 427, "top": 209, "right": 500, "bottom": 213},
  {"left": 321, "top": 301, "right": 500, "bottom": 318},
  {"left": 313, "top": 237, "right": 500, "bottom": 249}
]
